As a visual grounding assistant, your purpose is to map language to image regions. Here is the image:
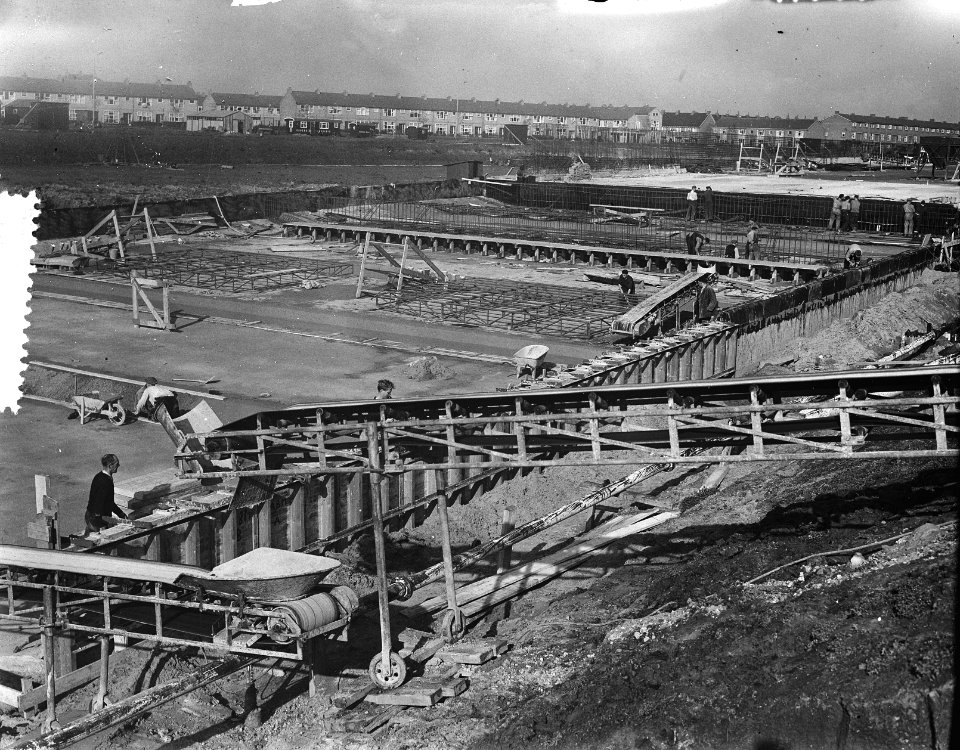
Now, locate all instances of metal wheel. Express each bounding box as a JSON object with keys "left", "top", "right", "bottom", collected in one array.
[
  {"left": 108, "top": 404, "right": 127, "bottom": 425},
  {"left": 368, "top": 651, "right": 406, "bottom": 690}
]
